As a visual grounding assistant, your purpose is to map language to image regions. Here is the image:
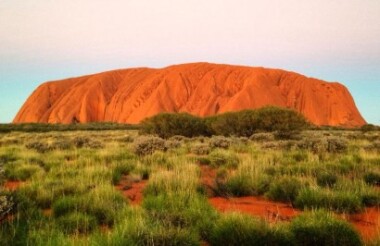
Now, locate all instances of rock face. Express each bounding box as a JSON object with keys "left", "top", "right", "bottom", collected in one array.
[{"left": 13, "top": 63, "right": 366, "bottom": 127}]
